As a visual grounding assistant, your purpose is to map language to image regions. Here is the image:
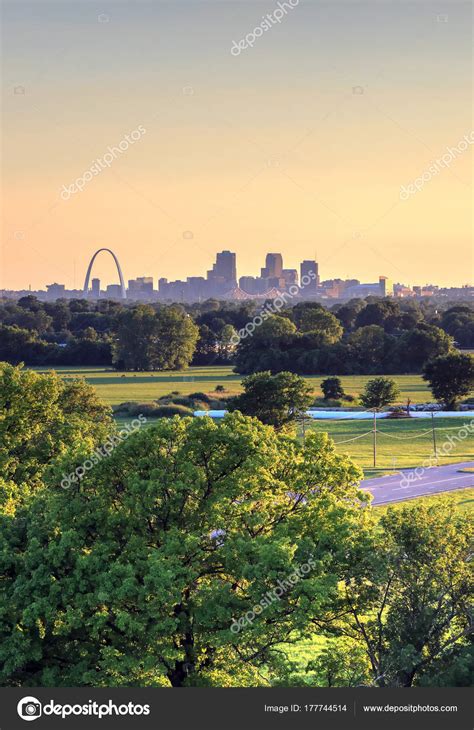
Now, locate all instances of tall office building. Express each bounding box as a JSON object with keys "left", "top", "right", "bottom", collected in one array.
[
  {"left": 300, "top": 260, "right": 319, "bottom": 292},
  {"left": 261, "top": 253, "right": 283, "bottom": 279},
  {"left": 207, "top": 250, "right": 237, "bottom": 290},
  {"left": 91, "top": 278, "right": 100, "bottom": 298},
  {"left": 128, "top": 276, "right": 154, "bottom": 299}
]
